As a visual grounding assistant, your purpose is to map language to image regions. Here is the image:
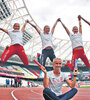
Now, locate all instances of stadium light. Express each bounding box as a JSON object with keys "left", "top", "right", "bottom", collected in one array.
[
  {"left": 23, "top": 30, "right": 32, "bottom": 45},
  {"left": 0, "top": 0, "right": 11, "bottom": 20}
]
